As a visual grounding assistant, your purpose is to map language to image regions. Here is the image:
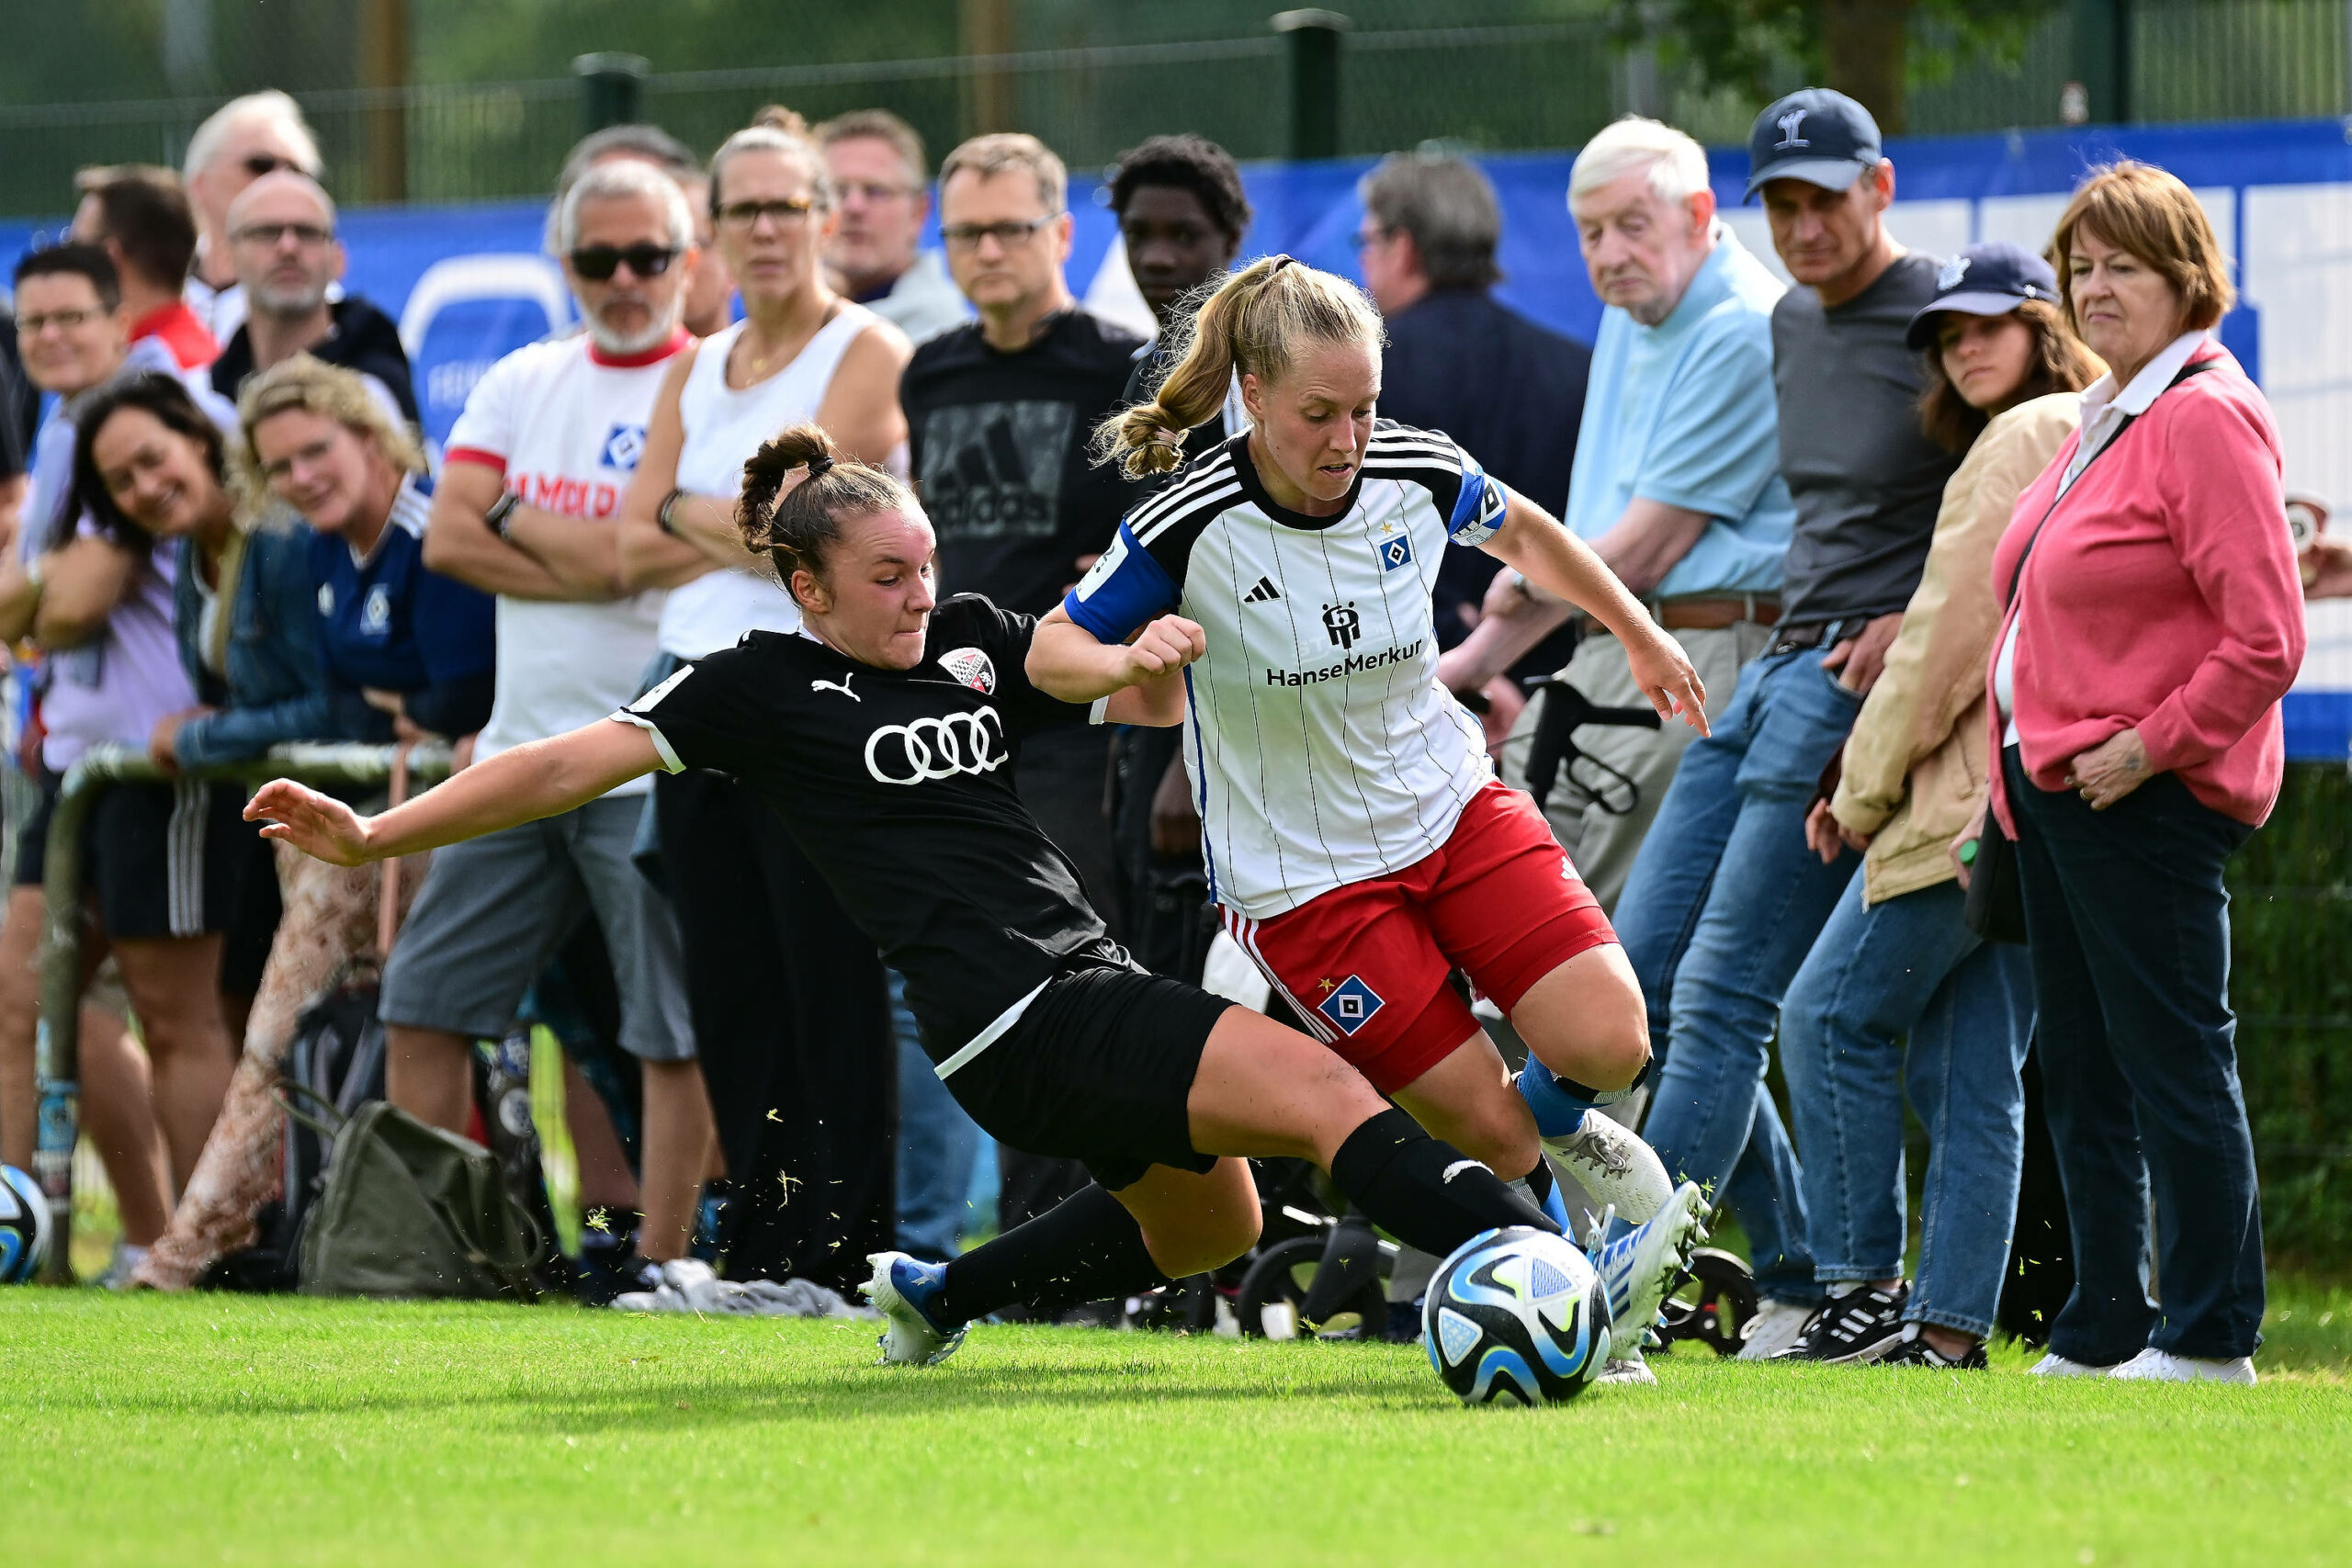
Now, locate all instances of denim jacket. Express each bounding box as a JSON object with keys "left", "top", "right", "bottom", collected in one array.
[{"left": 170, "top": 513, "right": 372, "bottom": 768}]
